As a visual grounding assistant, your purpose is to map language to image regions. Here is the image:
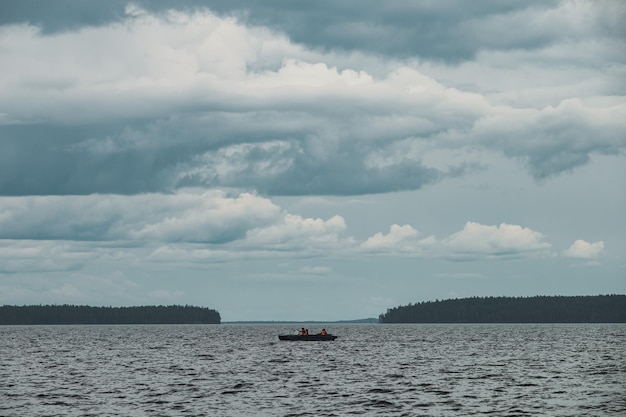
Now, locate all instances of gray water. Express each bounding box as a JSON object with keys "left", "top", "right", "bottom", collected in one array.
[{"left": 1, "top": 324, "right": 624, "bottom": 416}]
